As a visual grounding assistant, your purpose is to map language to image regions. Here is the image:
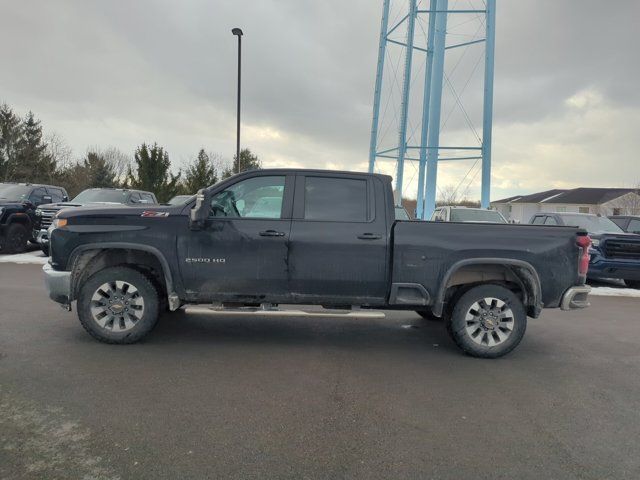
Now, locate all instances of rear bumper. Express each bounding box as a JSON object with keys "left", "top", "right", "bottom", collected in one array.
[
  {"left": 560, "top": 285, "right": 591, "bottom": 311},
  {"left": 43, "top": 263, "right": 71, "bottom": 306}
]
